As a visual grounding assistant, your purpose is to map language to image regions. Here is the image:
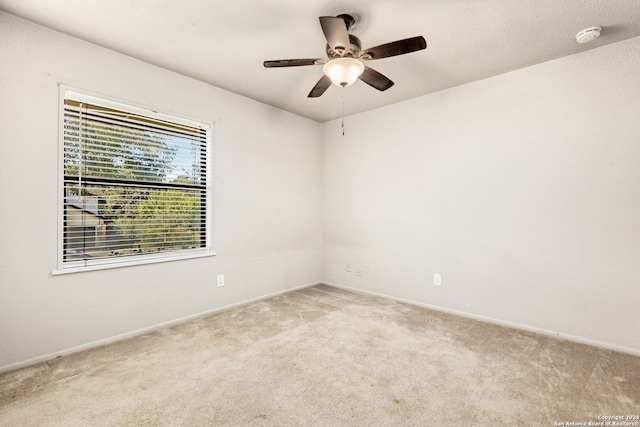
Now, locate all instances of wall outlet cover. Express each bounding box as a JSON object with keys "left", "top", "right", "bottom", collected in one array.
[{"left": 433, "top": 273, "right": 441, "bottom": 286}]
